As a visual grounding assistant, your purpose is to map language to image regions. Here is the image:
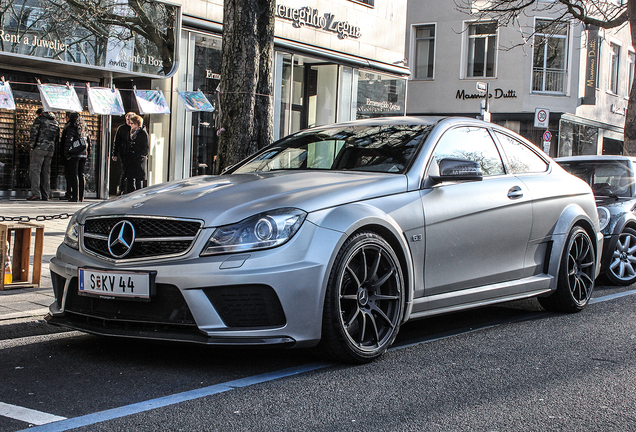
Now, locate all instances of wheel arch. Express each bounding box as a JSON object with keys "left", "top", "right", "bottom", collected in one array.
[
  {"left": 308, "top": 203, "right": 416, "bottom": 323},
  {"left": 546, "top": 204, "right": 600, "bottom": 292}
]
